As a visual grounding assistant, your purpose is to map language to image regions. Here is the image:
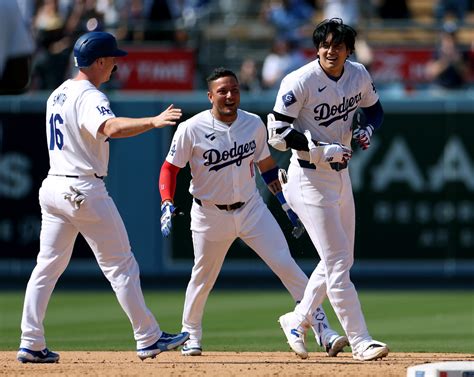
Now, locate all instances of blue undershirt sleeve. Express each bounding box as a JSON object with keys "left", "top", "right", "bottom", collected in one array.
[{"left": 360, "top": 100, "right": 384, "bottom": 130}]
